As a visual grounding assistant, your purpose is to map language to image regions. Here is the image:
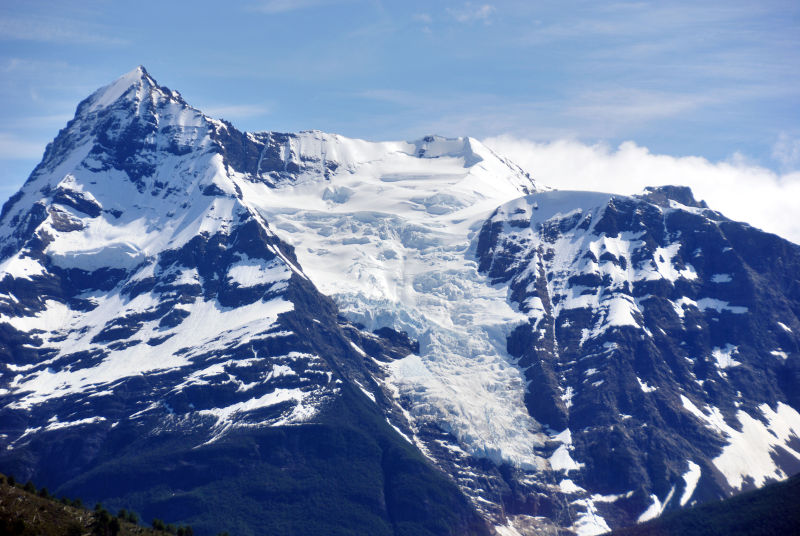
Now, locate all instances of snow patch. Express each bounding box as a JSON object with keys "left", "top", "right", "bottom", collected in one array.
[
  {"left": 681, "top": 396, "right": 800, "bottom": 490},
  {"left": 679, "top": 461, "right": 701, "bottom": 506},
  {"left": 558, "top": 479, "right": 585, "bottom": 494},
  {"left": 550, "top": 444, "right": 584, "bottom": 472},
  {"left": 226, "top": 256, "right": 290, "bottom": 287},
  {"left": 711, "top": 344, "right": 740, "bottom": 369},
  {"left": 0, "top": 254, "right": 46, "bottom": 280},
  {"left": 198, "top": 387, "right": 315, "bottom": 432},
  {"left": 651, "top": 244, "right": 697, "bottom": 282},
  {"left": 638, "top": 486, "right": 674, "bottom": 523},
  {"left": 0, "top": 299, "right": 71, "bottom": 334},
  {"left": 696, "top": 298, "right": 748, "bottom": 315},
  {"left": 570, "top": 498, "right": 611, "bottom": 536},
  {"left": 637, "top": 377, "right": 657, "bottom": 393},
  {"left": 353, "top": 379, "right": 376, "bottom": 403},
  {"left": 44, "top": 416, "right": 106, "bottom": 432},
  {"left": 771, "top": 350, "right": 789, "bottom": 360},
  {"left": 637, "top": 494, "right": 663, "bottom": 523}
]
